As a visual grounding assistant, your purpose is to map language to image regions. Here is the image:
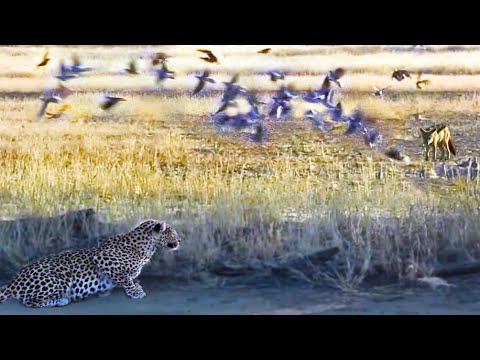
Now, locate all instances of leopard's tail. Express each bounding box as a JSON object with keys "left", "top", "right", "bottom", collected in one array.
[{"left": 0, "top": 285, "right": 10, "bottom": 304}]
